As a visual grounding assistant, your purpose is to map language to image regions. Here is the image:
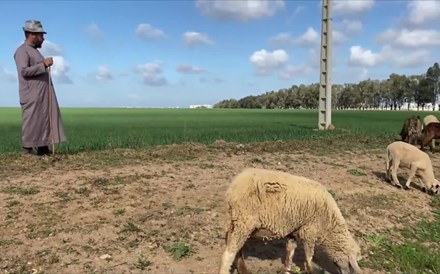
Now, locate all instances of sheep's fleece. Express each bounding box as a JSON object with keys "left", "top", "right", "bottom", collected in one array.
[{"left": 219, "top": 168, "right": 361, "bottom": 274}]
